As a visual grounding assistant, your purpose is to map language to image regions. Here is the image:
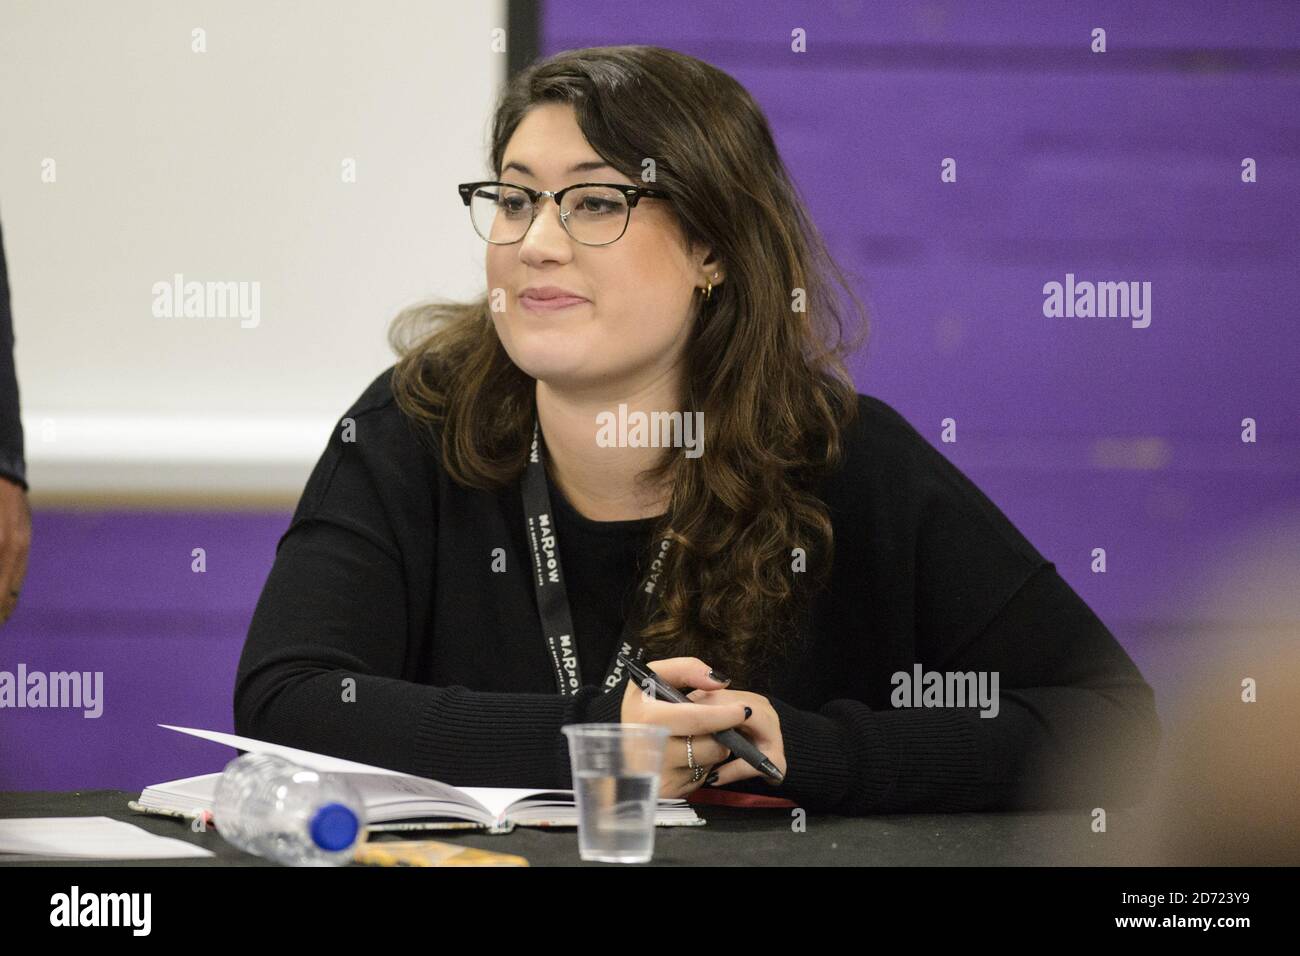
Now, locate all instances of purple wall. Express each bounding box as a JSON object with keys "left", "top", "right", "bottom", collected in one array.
[
  {"left": 540, "top": 3, "right": 1299, "bottom": 659},
  {"left": 1, "top": 512, "right": 285, "bottom": 790},
  {"left": 3, "top": 1, "right": 1296, "bottom": 790}
]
